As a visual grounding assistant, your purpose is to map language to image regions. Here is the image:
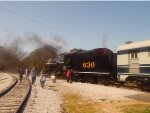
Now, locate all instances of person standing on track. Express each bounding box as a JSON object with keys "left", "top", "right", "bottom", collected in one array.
[
  {"left": 25, "top": 68, "right": 30, "bottom": 80},
  {"left": 19, "top": 68, "right": 24, "bottom": 83},
  {"left": 30, "top": 67, "right": 37, "bottom": 85},
  {"left": 40, "top": 70, "right": 46, "bottom": 88}
]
